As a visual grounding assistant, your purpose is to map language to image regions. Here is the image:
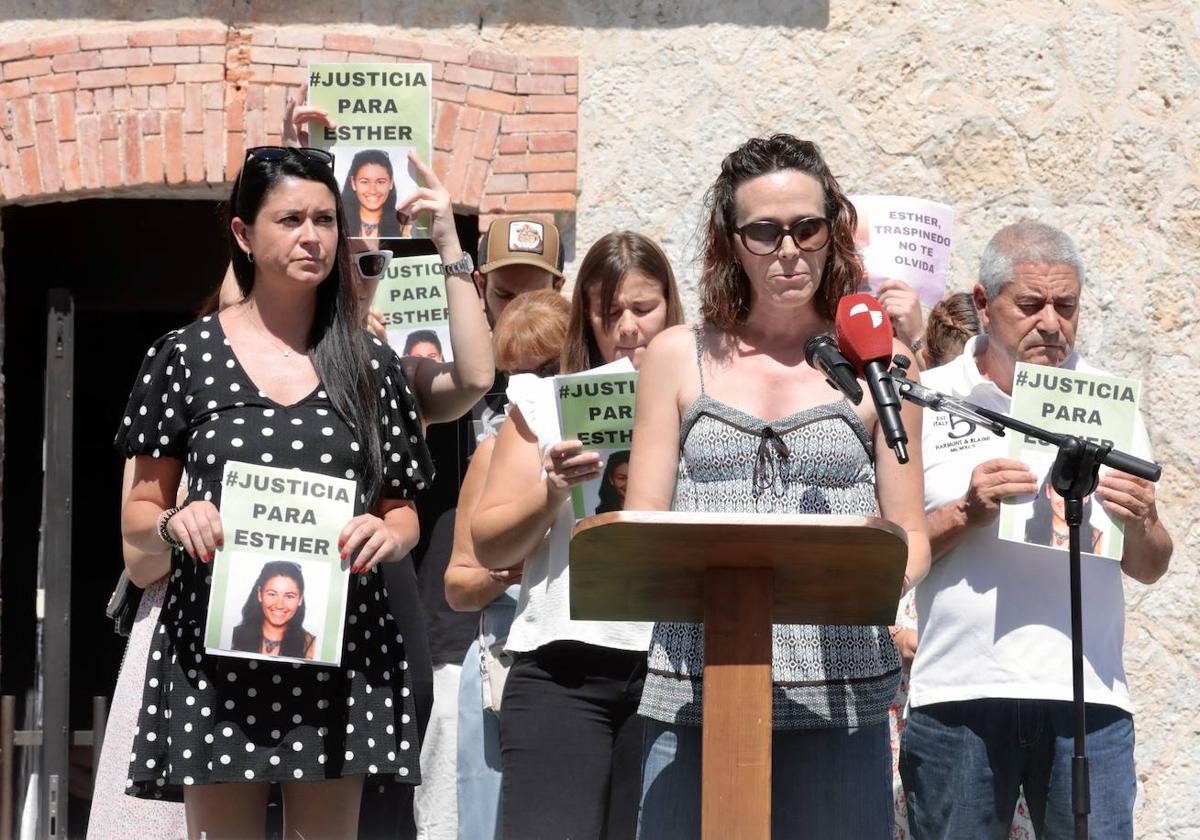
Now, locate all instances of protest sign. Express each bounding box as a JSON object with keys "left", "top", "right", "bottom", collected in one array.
[
  {"left": 998, "top": 363, "right": 1142, "bottom": 561},
  {"left": 850, "top": 195, "right": 954, "bottom": 307},
  {"left": 307, "top": 63, "right": 433, "bottom": 239},
  {"left": 555, "top": 369, "right": 638, "bottom": 520},
  {"left": 372, "top": 254, "right": 452, "bottom": 361},
  {"left": 205, "top": 461, "right": 356, "bottom": 665}
]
